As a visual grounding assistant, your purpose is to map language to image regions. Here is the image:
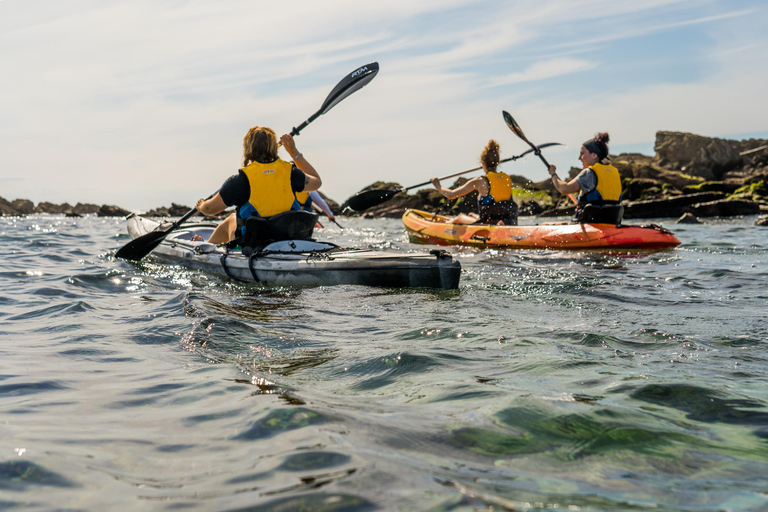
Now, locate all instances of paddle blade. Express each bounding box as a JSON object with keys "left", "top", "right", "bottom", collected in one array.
[
  {"left": 115, "top": 230, "right": 169, "bottom": 261},
  {"left": 502, "top": 110, "right": 528, "bottom": 141},
  {"left": 320, "top": 62, "right": 379, "bottom": 115},
  {"left": 346, "top": 188, "right": 400, "bottom": 212}
]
